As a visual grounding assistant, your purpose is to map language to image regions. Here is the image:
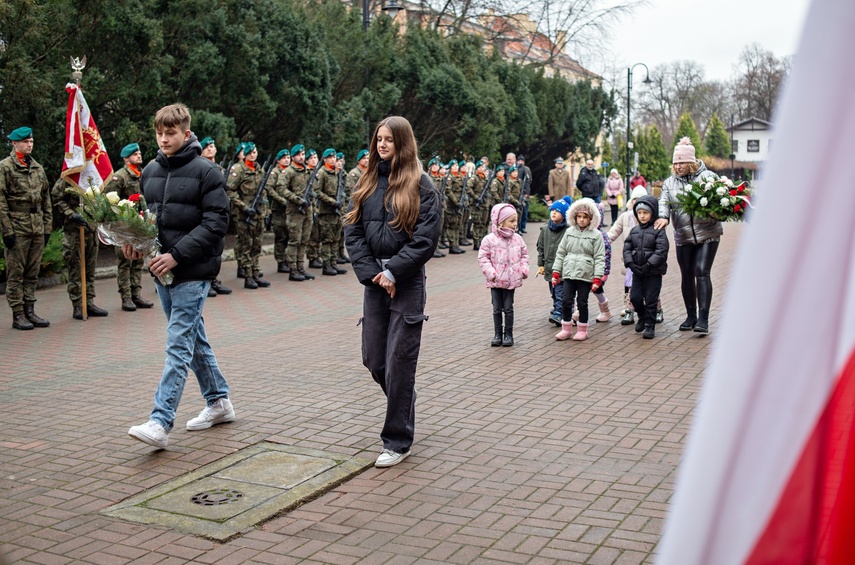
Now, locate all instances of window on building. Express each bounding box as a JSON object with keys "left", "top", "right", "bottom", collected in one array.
[
  {"left": 747, "top": 139, "right": 760, "bottom": 152},
  {"left": 731, "top": 140, "right": 739, "bottom": 152}
]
